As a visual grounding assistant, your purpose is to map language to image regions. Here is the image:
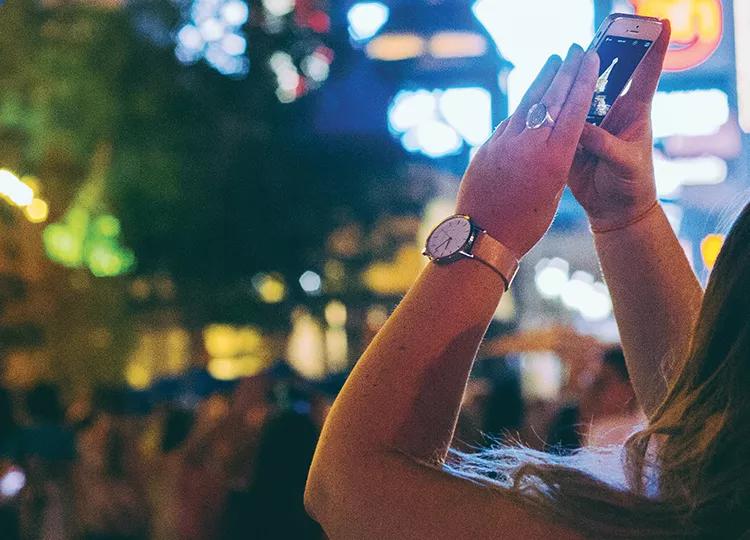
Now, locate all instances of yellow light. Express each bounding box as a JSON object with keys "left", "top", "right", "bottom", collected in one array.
[
  {"left": 736, "top": 0, "right": 750, "bottom": 133},
  {"left": 366, "top": 305, "right": 389, "bottom": 331},
  {"left": 287, "top": 309, "right": 326, "bottom": 380},
  {"left": 0, "top": 169, "right": 34, "bottom": 207},
  {"left": 324, "top": 300, "right": 347, "bottom": 327},
  {"left": 24, "top": 198, "right": 49, "bottom": 223},
  {"left": 428, "top": 32, "right": 488, "bottom": 59},
  {"left": 700, "top": 233, "right": 725, "bottom": 270},
  {"left": 204, "top": 324, "right": 238, "bottom": 358},
  {"left": 494, "top": 290, "right": 516, "bottom": 322},
  {"left": 204, "top": 325, "right": 262, "bottom": 358},
  {"left": 125, "top": 363, "right": 151, "bottom": 389},
  {"left": 253, "top": 273, "right": 287, "bottom": 303},
  {"left": 325, "top": 327, "right": 348, "bottom": 373},
  {"left": 207, "top": 357, "right": 237, "bottom": 381},
  {"left": 21, "top": 176, "right": 40, "bottom": 193},
  {"left": 363, "top": 245, "right": 422, "bottom": 295},
  {"left": 237, "top": 327, "right": 262, "bottom": 352},
  {"left": 207, "top": 355, "right": 265, "bottom": 381},
  {"left": 366, "top": 33, "right": 426, "bottom": 61},
  {"left": 233, "top": 355, "right": 265, "bottom": 378}
]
